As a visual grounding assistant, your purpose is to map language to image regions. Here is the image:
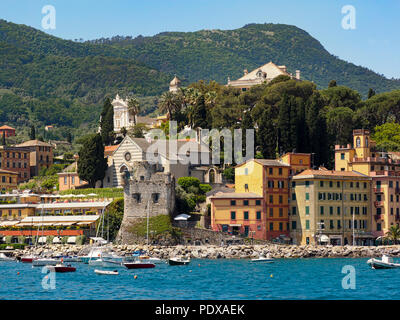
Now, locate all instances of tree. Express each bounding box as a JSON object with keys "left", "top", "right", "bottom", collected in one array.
[
  {"left": 328, "top": 80, "right": 337, "bottom": 88},
  {"left": 77, "top": 134, "right": 108, "bottom": 188},
  {"left": 1, "top": 131, "right": 5, "bottom": 146},
  {"left": 158, "top": 91, "right": 179, "bottom": 119},
  {"left": 325, "top": 107, "right": 354, "bottom": 145},
  {"left": 127, "top": 96, "right": 140, "bottom": 125},
  {"left": 368, "top": 88, "right": 376, "bottom": 99},
  {"left": 120, "top": 127, "right": 127, "bottom": 137},
  {"left": 385, "top": 225, "right": 400, "bottom": 244},
  {"left": 66, "top": 131, "right": 72, "bottom": 143},
  {"left": 30, "top": 125, "right": 36, "bottom": 140},
  {"left": 129, "top": 123, "right": 148, "bottom": 138},
  {"left": 372, "top": 122, "right": 400, "bottom": 151},
  {"left": 257, "top": 107, "right": 276, "bottom": 159},
  {"left": 100, "top": 98, "right": 115, "bottom": 146}
]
